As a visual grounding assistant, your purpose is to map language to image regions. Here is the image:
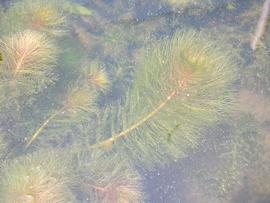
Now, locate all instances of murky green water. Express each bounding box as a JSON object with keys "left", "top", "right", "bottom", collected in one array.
[{"left": 0, "top": 0, "right": 269, "bottom": 202}]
